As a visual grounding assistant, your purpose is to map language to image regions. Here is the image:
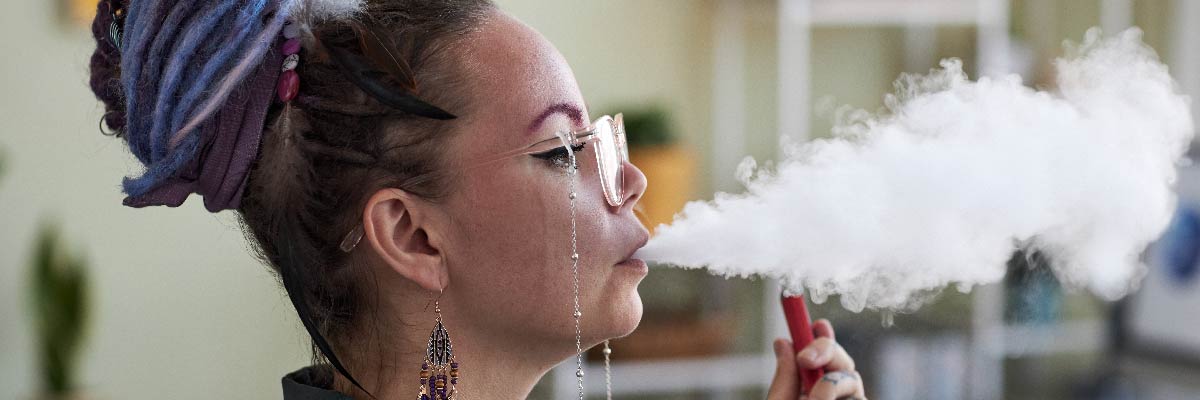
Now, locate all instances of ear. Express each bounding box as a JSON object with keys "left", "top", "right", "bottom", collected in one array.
[{"left": 361, "top": 188, "right": 447, "bottom": 292}]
